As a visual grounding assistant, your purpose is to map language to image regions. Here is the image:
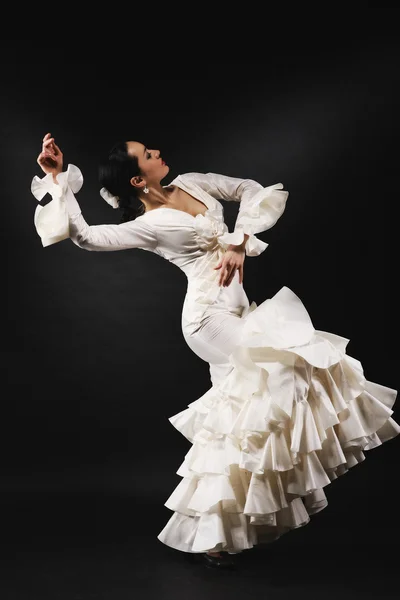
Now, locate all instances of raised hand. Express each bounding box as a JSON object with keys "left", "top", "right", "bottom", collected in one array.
[{"left": 37, "top": 133, "right": 64, "bottom": 180}]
